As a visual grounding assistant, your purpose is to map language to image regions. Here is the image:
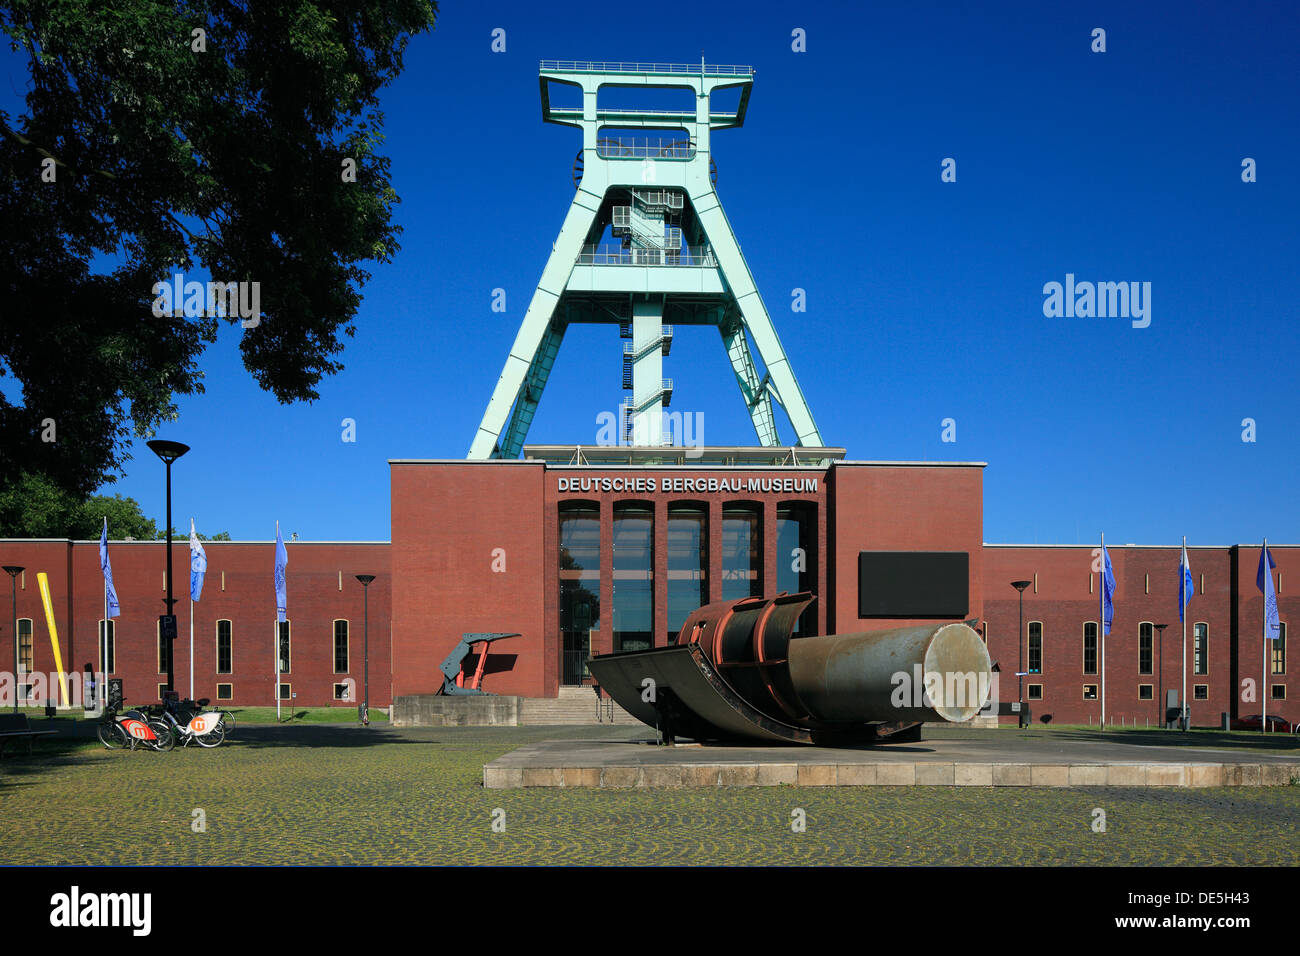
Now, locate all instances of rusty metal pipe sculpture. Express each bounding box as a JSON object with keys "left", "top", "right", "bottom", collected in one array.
[{"left": 587, "top": 592, "right": 993, "bottom": 745}]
